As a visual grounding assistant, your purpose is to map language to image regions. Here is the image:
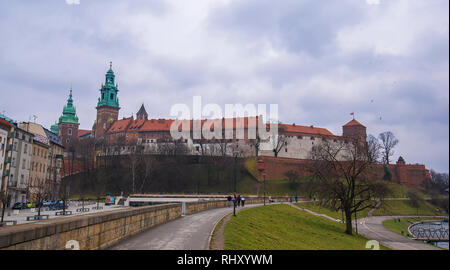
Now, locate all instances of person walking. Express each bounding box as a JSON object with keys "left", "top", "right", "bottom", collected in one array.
[
  {"left": 227, "top": 195, "right": 232, "bottom": 207},
  {"left": 237, "top": 195, "right": 241, "bottom": 207},
  {"left": 241, "top": 196, "right": 246, "bottom": 207}
]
